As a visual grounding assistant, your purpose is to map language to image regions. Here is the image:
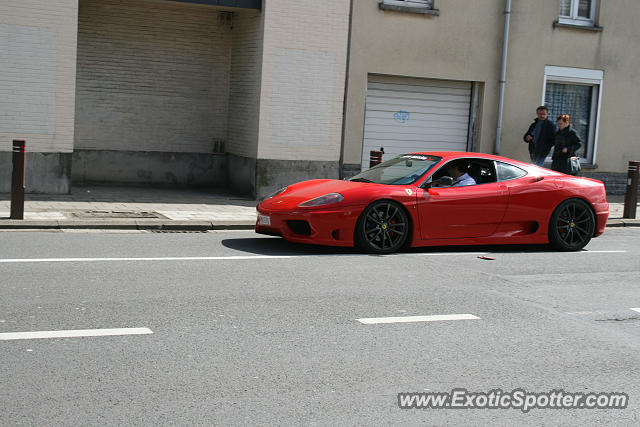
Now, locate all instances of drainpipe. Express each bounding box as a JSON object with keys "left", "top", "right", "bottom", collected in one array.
[
  {"left": 339, "top": 0, "right": 354, "bottom": 179},
  {"left": 494, "top": 0, "right": 511, "bottom": 155}
]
